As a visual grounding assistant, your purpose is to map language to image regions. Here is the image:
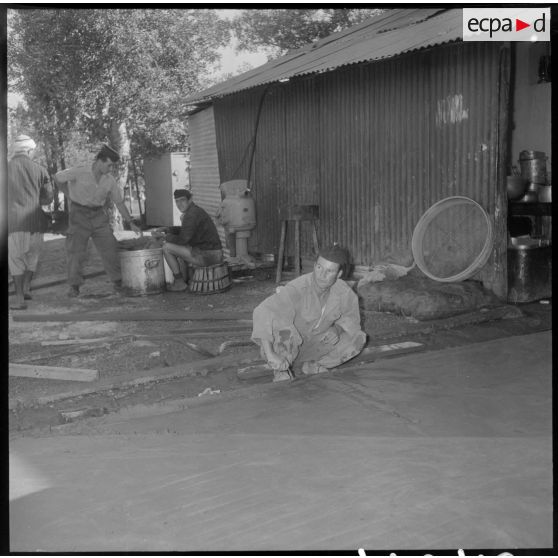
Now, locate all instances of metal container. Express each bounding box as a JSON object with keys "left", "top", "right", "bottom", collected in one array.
[
  {"left": 519, "top": 150, "right": 547, "bottom": 185},
  {"left": 538, "top": 185, "right": 552, "bottom": 203},
  {"left": 506, "top": 175, "right": 529, "bottom": 200},
  {"left": 219, "top": 191, "right": 256, "bottom": 232},
  {"left": 120, "top": 247, "right": 166, "bottom": 295},
  {"left": 508, "top": 244, "right": 552, "bottom": 303},
  {"left": 516, "top": 188, "right": 539, "bottom": 203}
]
